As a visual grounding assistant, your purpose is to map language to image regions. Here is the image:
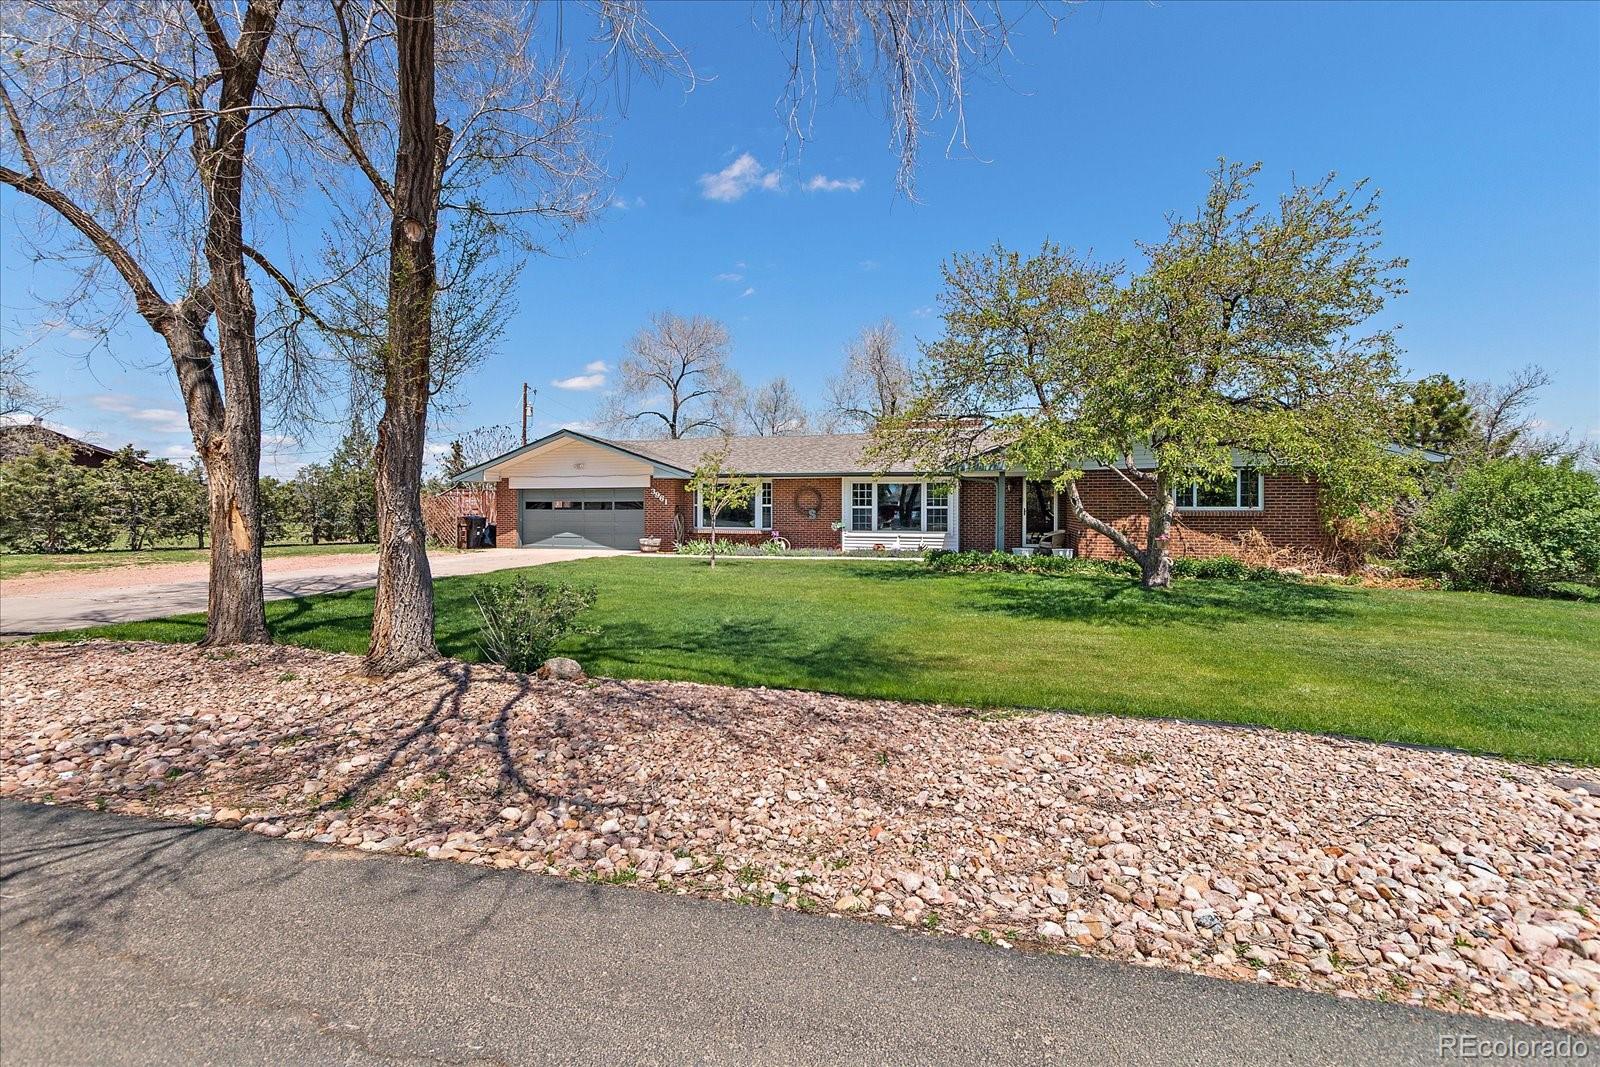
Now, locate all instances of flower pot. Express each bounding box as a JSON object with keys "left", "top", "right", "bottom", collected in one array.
[{"left": 638, "top": 537, "right": 661, "bottom": 553}]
